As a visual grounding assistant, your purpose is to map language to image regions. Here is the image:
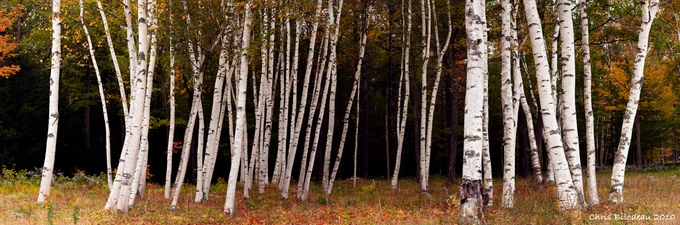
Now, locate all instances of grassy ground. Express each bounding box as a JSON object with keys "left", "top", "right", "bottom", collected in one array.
[{"left": 0, "top": 168, "right": 678, "bottom": 224}]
